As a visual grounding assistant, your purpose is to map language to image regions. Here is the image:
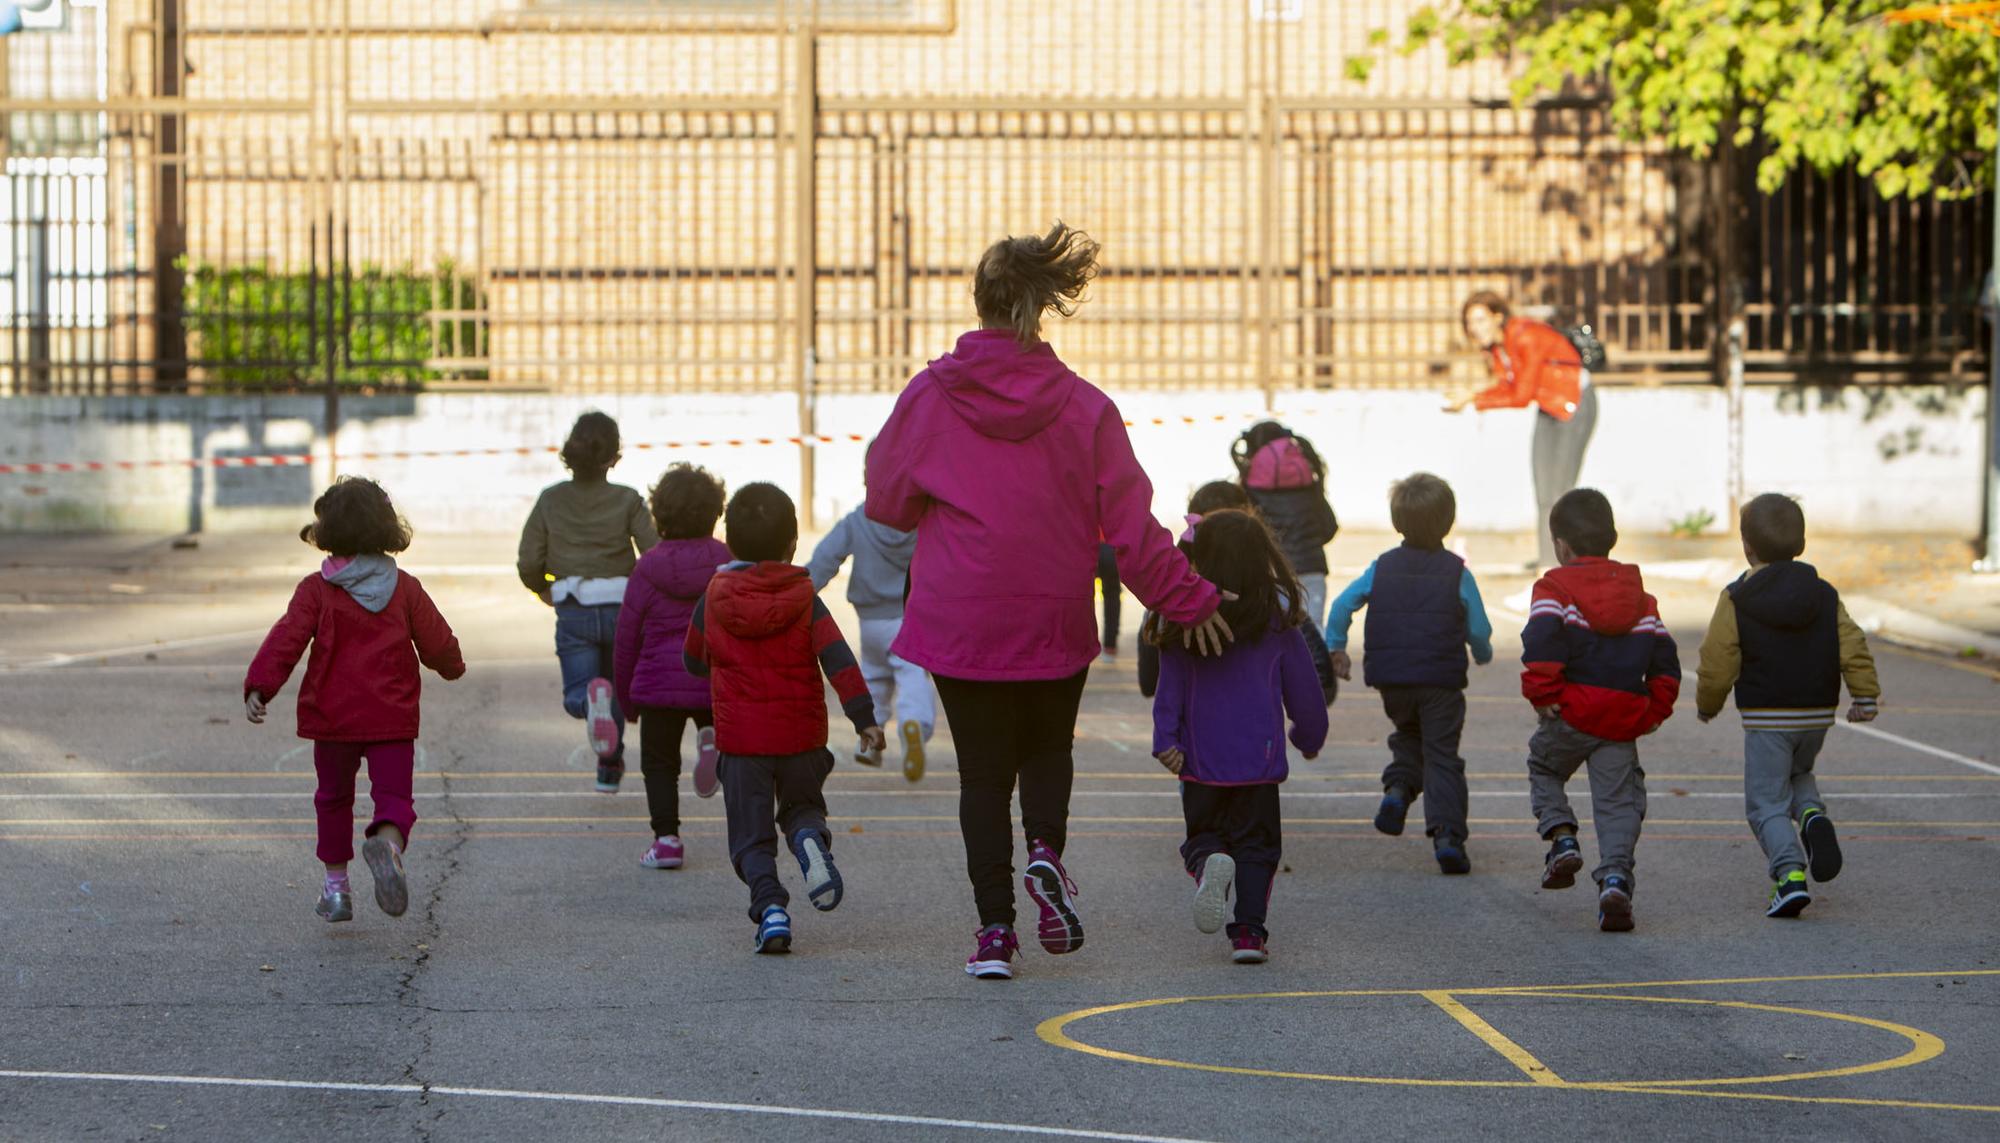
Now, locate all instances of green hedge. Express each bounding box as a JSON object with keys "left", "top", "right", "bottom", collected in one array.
[{"left": 180, "top": 259, "right": 484, "bottom": 388}]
